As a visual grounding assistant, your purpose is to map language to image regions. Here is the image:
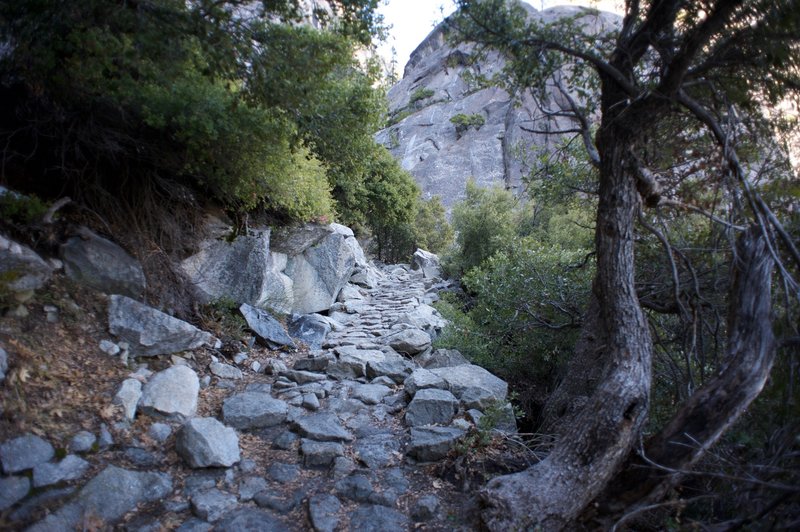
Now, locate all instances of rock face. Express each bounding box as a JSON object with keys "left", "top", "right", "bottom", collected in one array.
[
  {"left": 60, "top": 227, "right": 146, "bottom": 298},
  {"left": 374, "top": 5, "right": 619, "bottom": 211},
  {"left": 108, "top": 295, "right": 218, "bottom": 357}
]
